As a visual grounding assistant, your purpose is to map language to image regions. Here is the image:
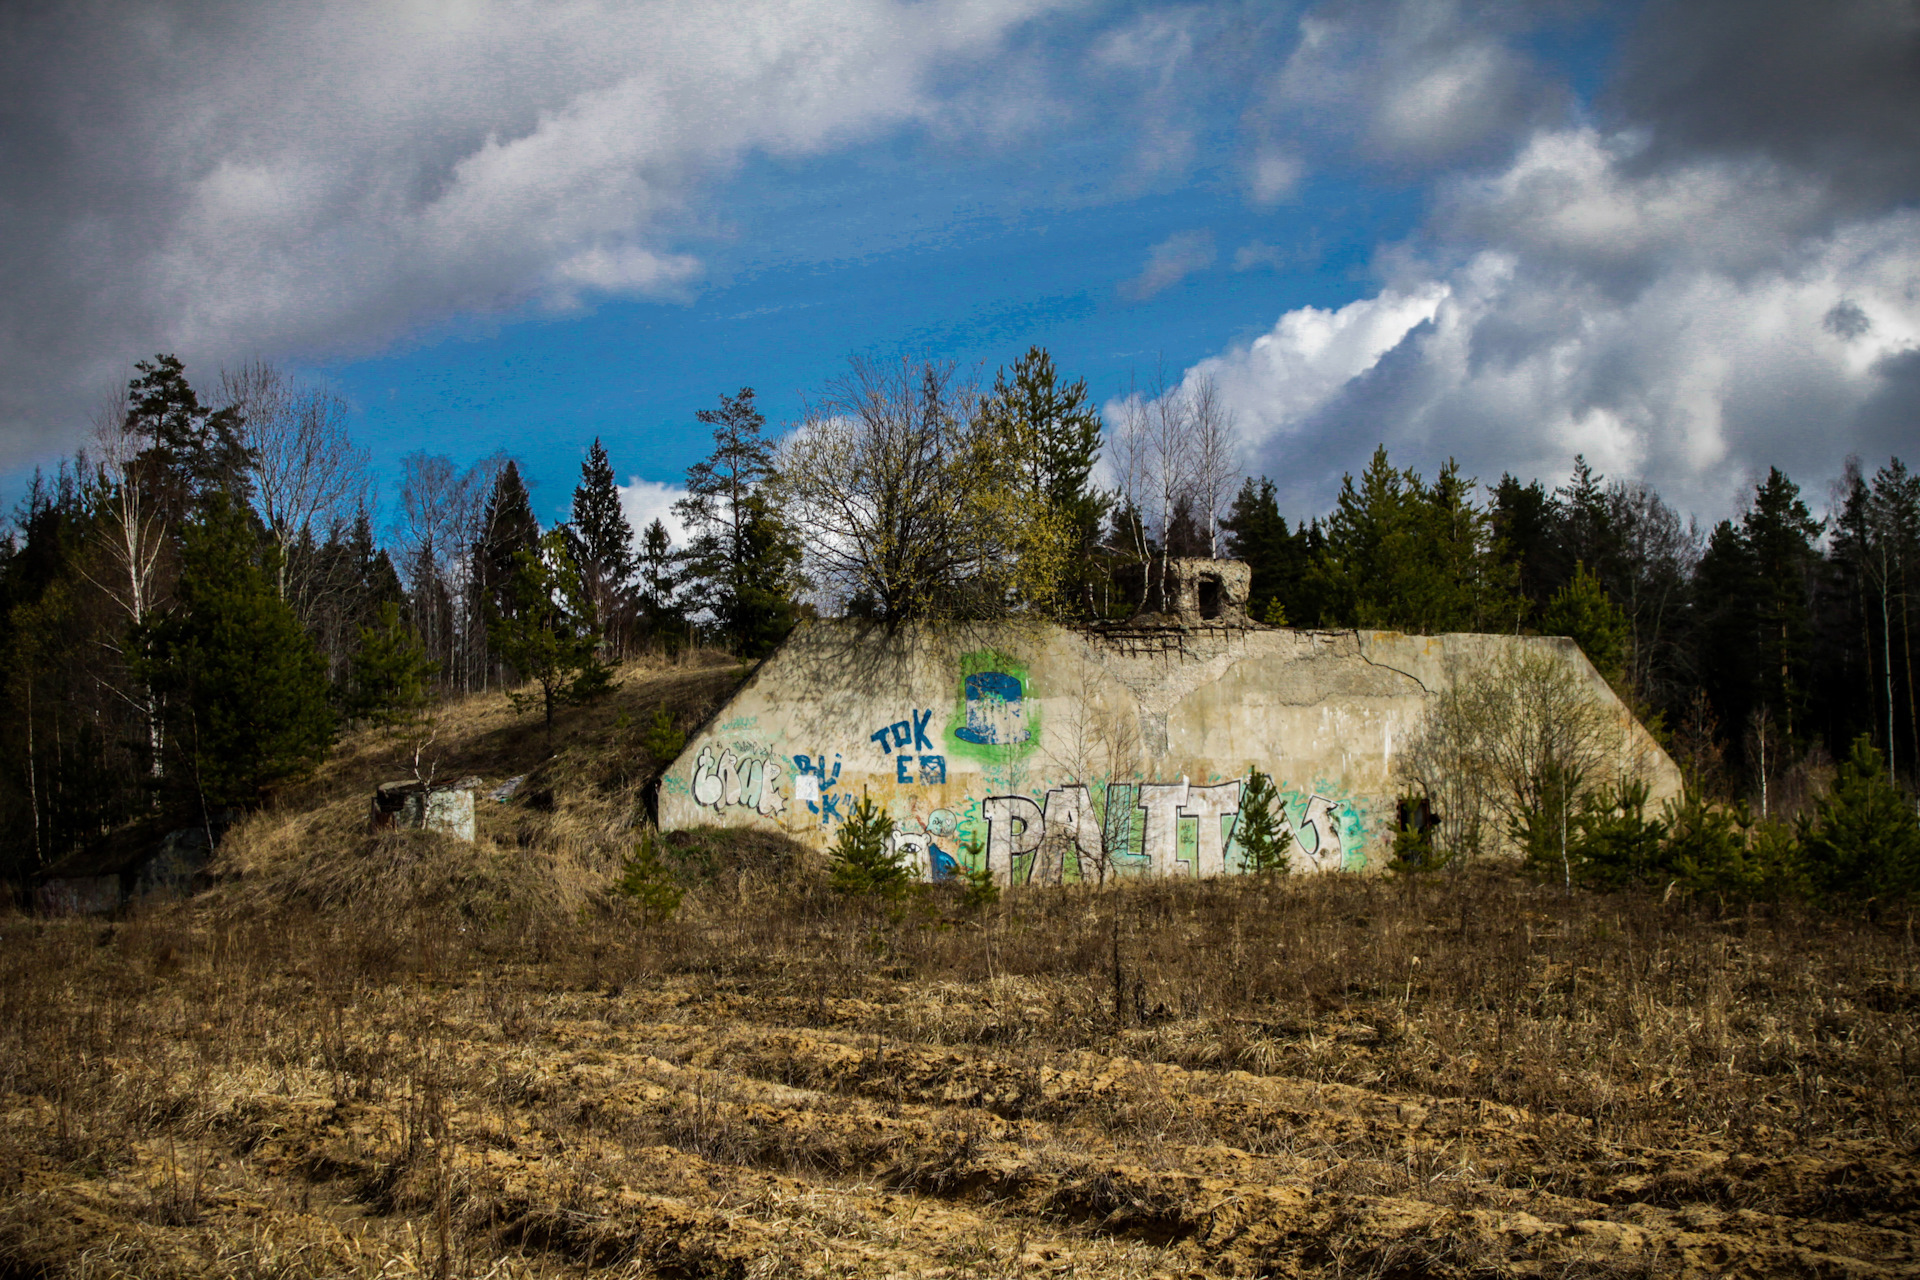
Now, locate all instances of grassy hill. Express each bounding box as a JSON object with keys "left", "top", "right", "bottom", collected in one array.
[{"left": 0, "top": 656, "right": 1916, "bottom": 1277}]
